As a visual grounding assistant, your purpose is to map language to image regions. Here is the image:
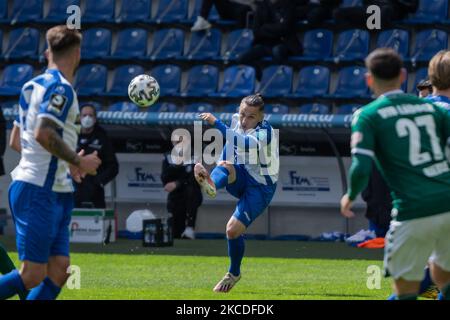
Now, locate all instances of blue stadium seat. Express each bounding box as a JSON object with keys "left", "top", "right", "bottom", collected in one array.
[
  {"left": 331, "top": 66, "right": 369, "bottom": 99},
  {"left": 0, "top": 0, "right": 8, "bottom": 23},
  {"left": 148, "top": 28, "right": 184, "bottom": 60},
  {"left": 299, "top": 104, "right": 330, "bottom": 115},
  {"left": 43, "top": 0, "right": 81, "bottom": 23},
  {"left": 186, "top": 103, "right": 214, "bottom": 113},
  {"left": 185, "top": 29, "right": 221, "bottom": 60},
  {"left": 108, "top": 102, "right": 139, "bottom": 112},
  {"left": 214, "top": 65, "right": 255, "bottom": 98},
  {"left": 81, "top": 28, "right": 112, "bottom": 59},
  {"left": 293, "top": 29, "right": 333, "bottom": 61},
  {"left": 83, "top": 0, "right": 115, "bottom": 23},
  {"left": 149, "top": 102, "right": 178, "bottom": 113},
  {"left": 265, "top": 104, "right": 289, "bottom": 114},
  {"left": 10, "top": 0, "right": 42, "bottom": 24},
  {"left": 116, "top": 0, "right": 151, "bottom": 23},
  {"left": 111, "top": 28, "right": 148, "bottom": 59},
  {"left": 291, "top": 66, "right": 330, "bottom": 98},
  {"left": 105, "top": 65, "right": 145, "bottom": 97},
  {"left": 407, "top": 0, "right": 448, "bottom": 24},
  {"left": 0, "top": 31, "right": 3, "bottom": 54},
  {"left": 332, "top": 29, "right": 369, "bottom": 63},
  {"left": 150, "top": 64, "right": 181, "bottom": 96},
  {"left": 0, "top": 64, "right": 34, "bottom": 96},
  {"left": 181, "top": 65, "right": 219, "bottom": 97},
  {"left": 376, "top": 29, "right": 410, "bottom": 58},
  {"left": 223, "top": 104, "right": 239, "bottom": 113},
  {"left": 221, "top": 29, "right": 253, "bottom": 61},
  {"left": 79, "top": 101, "right": 103, "bottom": 113},
  {"left": 336, "top": 104, "right": 361, "bottom": 115},
  {"left": 410, "top": 29, "right": 448, "bottom": 64},
  {"left": 74, "top": 64, "right": 108, "bottom": 97},
  {"left": 153, "top": 0, "right": 188, "bottom": 23},
  {"left": 412, "top": 67, "right": 429, "bottom": 93},
  {"left": 2, "top": 28, "right": 40, "bottom": 60},
  {"left": 258, "top": 65, "right": 293, "bottom": 97}
]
